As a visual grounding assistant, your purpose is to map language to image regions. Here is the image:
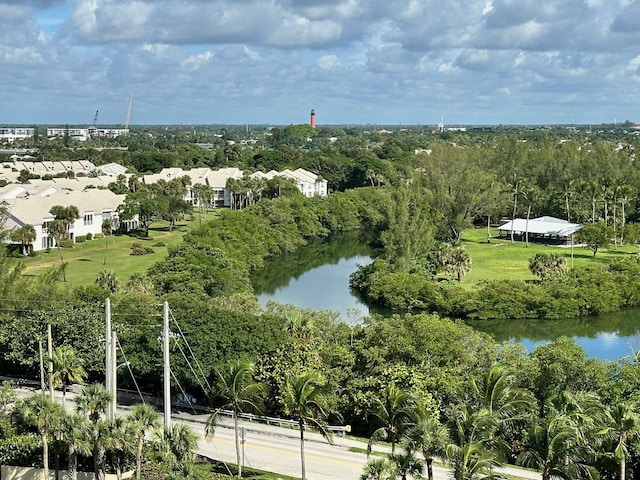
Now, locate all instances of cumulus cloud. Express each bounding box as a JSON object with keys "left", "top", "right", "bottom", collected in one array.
[{"left": 1, "top": 0, "right": 640, "bottom": 124}]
